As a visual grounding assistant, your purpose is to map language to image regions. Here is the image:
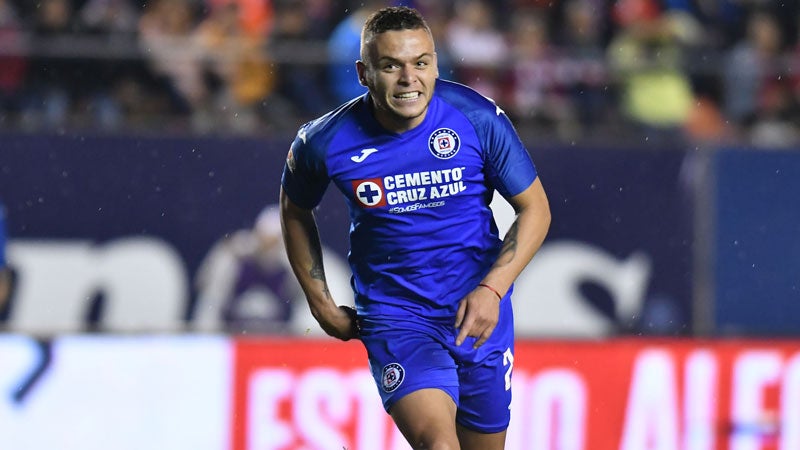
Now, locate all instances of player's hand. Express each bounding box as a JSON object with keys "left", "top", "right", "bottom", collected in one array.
[
  {"left": 319, "top": 304, "right": 360, "bottom": 341},
  {"left": 454, "top": 287, "right": 500, "bottom": 349}
]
